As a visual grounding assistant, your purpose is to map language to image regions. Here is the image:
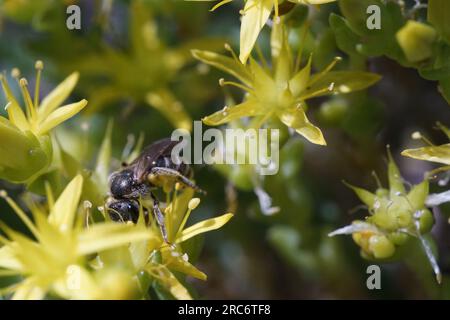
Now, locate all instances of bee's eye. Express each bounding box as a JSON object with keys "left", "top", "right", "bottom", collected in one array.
[
  {"left": 110, "top": 170, "right": 135, "bottom": 197},
  {"left": 108, "top": 200, "right": 139, "bottom": 223}
]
